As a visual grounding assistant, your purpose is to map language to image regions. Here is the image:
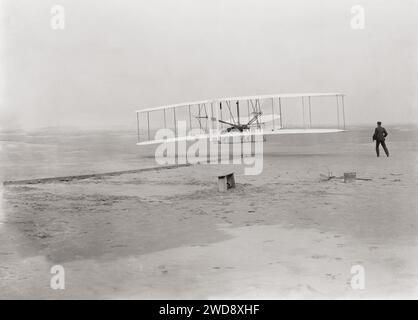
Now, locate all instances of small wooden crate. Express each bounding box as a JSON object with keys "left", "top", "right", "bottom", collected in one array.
[{"left": 218, "top": 173, "right": 236, "bottom": 192}]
